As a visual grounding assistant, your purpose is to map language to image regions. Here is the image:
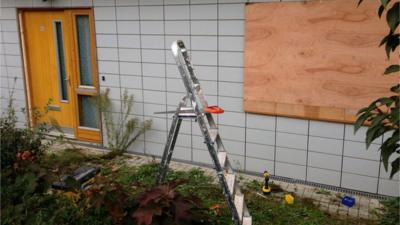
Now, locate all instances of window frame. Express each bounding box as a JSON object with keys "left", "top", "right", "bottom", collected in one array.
[
  {"left": 70, "top": 9, "right": 101, "bottom": 141},
  {"left": 52, "top": 20, "right": 69, "bottom": 103}
]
